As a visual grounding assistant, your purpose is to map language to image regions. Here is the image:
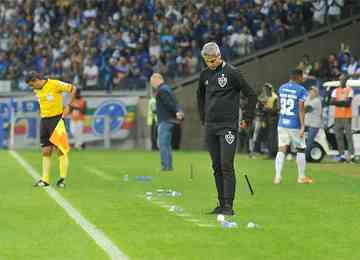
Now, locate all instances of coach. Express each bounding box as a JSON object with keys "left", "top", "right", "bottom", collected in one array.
[
  {"left": 150, "top": 73, "right": 184, "bottom": 171},
  {"left": 197, "top": 42, "right": 257, "bottom": 215}
]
